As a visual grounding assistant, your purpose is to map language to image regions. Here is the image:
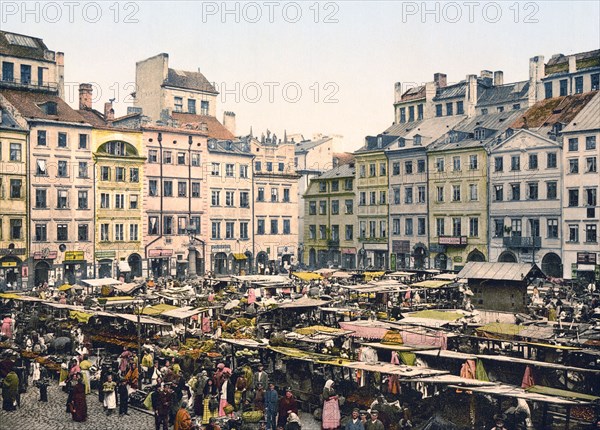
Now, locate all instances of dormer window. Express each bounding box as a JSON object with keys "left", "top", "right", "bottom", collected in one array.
[
  {"left": 377, "top": 136, "right": 383, "bottom": 148},
  {"left": 474, "top": 128, "right": 486, "bottom": 140},
  {"left": 398, "top": 138, "right": 405, "bottom": 148},
  {"left": 414, "top": 135, "right": 422, "bottom": 146},
  {"left": 505, "top": 128, "right": 514, "bottom": 138},
  {"left": 552, "top": 123, "right": 563, "bottom": 135},
  {"left": 39, "top": 101, "right": 57, "bottom": 115}
]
